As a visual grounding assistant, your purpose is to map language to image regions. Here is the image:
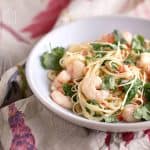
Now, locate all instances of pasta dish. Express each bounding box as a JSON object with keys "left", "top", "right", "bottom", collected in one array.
[{"left": 40, "top": 30, "right": 150, "bottom": 123}]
